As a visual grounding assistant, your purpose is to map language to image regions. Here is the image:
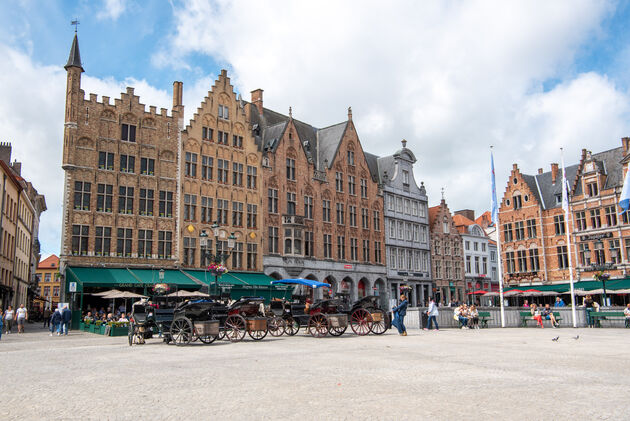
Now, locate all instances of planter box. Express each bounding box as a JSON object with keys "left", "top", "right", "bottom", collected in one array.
[
  {"left": 99, "top": 325, "right": 107, "bottom": 335},
  {"left": 83, "top": 323, "right": 91, "bottom": 331},
  {"left": 79, "top": 322, "right": 85, "bottom": 331},
  {"left": 109, "top": 326, "right": 129, "bottom": 337},
  {"left": 89, "top": 324, "right": 99, "bottom": 333}
]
